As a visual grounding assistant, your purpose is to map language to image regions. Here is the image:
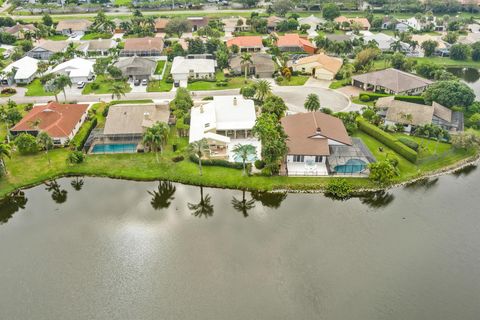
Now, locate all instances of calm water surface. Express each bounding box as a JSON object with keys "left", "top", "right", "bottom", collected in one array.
[
  {"left": 0, "top": 168, "right": 480, "bottom": 320},
  {"left": 446, "top": 67, "right": 480, "bottom": 97}
]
